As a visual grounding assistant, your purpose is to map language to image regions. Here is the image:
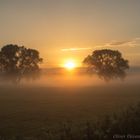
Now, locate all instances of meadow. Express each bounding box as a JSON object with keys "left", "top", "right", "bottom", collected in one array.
[{"left": 0, "top": 68, "right": 140, "bottom": 139}]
